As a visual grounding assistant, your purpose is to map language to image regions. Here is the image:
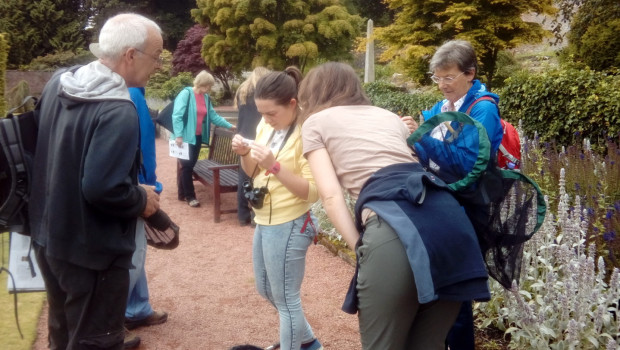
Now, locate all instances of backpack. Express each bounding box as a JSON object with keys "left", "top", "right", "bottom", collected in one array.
[
  {"left": 408, "top": 111, "right": 546, "bottom": 288},
  {"left": 0, "top": 97, "right": 39, "bottom": 235},
  {"left": 466, "top": 96, "right": 521, "bottom": 170}
]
